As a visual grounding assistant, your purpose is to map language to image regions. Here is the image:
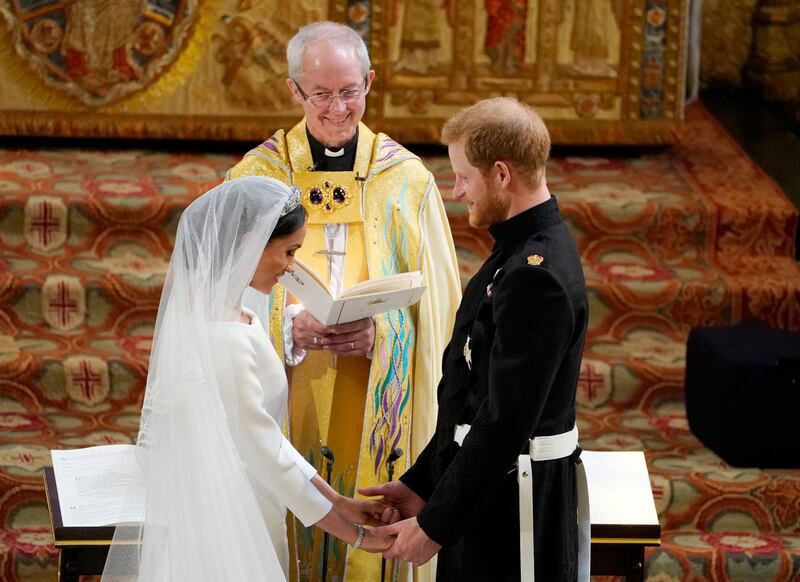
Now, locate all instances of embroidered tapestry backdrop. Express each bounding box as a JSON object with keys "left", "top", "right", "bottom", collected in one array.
[{"left": 0, "top": 0, "right": 688, "bottom": 144}]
